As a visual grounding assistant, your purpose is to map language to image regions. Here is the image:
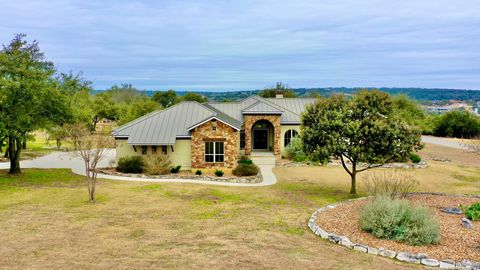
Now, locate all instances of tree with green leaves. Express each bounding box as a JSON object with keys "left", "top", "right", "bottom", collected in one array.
[
  {"left": 152, "top": 90, "right": 179, "bottom": 107},
  {"left": 260, "top": 82, "right": 297, "bottom": 98},
  {"left": 0, "top": 34, "right": 71, "bottom": 173},
  {"left": 433, "top": 110, "right": 480, "bottom": 138},
  {"left": 301, "top": 90, "right": 423, "bottom": 194},
  {"left": 181, "top": 92, "right": 208, "bottom": 103}
]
